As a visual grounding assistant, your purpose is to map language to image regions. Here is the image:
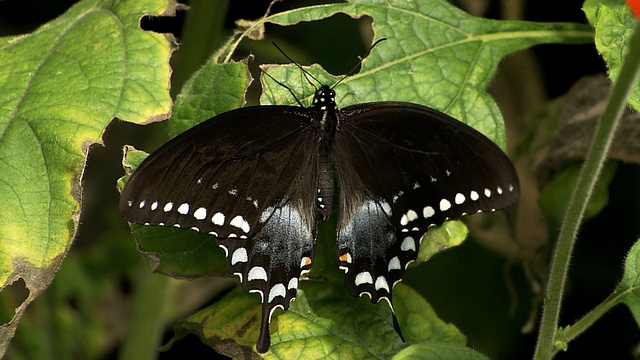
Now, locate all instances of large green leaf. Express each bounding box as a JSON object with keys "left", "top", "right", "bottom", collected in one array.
[
  {"left": 391, "top": 341, "right": 490, "bottom": 360},
  {"left": 120, "top": 0, "right": 593, "bottom": 356},
  {"left": 240, "top": 0, "right": 592, "bottom": 149},
  {"left": 182, "top": 283, "right": 467, "bottom": 359},
  {"left": 0, "top": 0, "right": 174, "bottom": 354},
  {"left": 583, "top": 0, "right": 640, "bottom": 112}
]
